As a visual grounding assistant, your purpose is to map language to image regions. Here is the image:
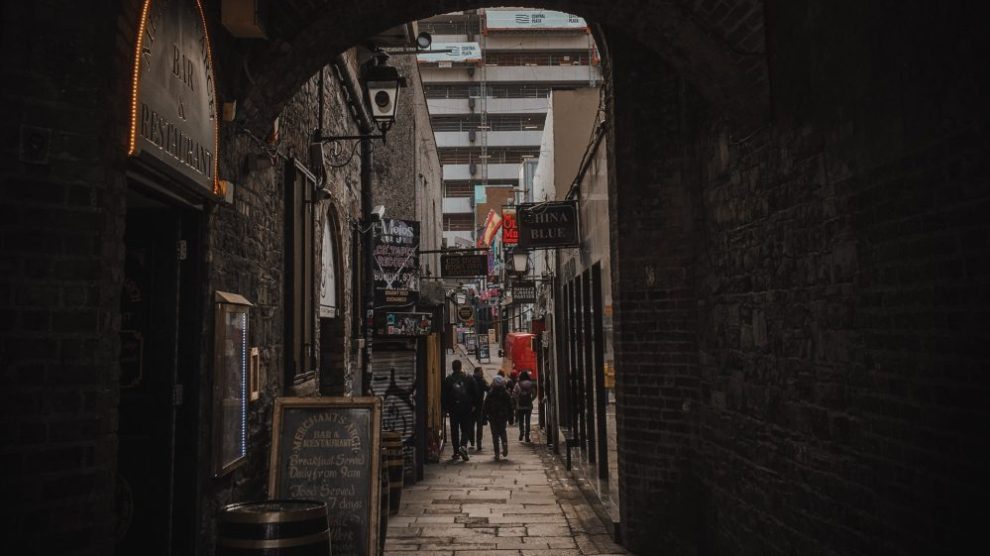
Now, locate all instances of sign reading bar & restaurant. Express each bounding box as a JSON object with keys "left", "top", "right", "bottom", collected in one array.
[
  {"left": 441, "top": 253, "right": 489, "bottom": 277},
  {"left": 517, "top": 201, "right": 579, "bottom": 249},
  {"left": 129, "top": 0, "right": 219, "bottom": 195},
  {"left": 269, "top": 397, "right": 382, "bottom": 556}
]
